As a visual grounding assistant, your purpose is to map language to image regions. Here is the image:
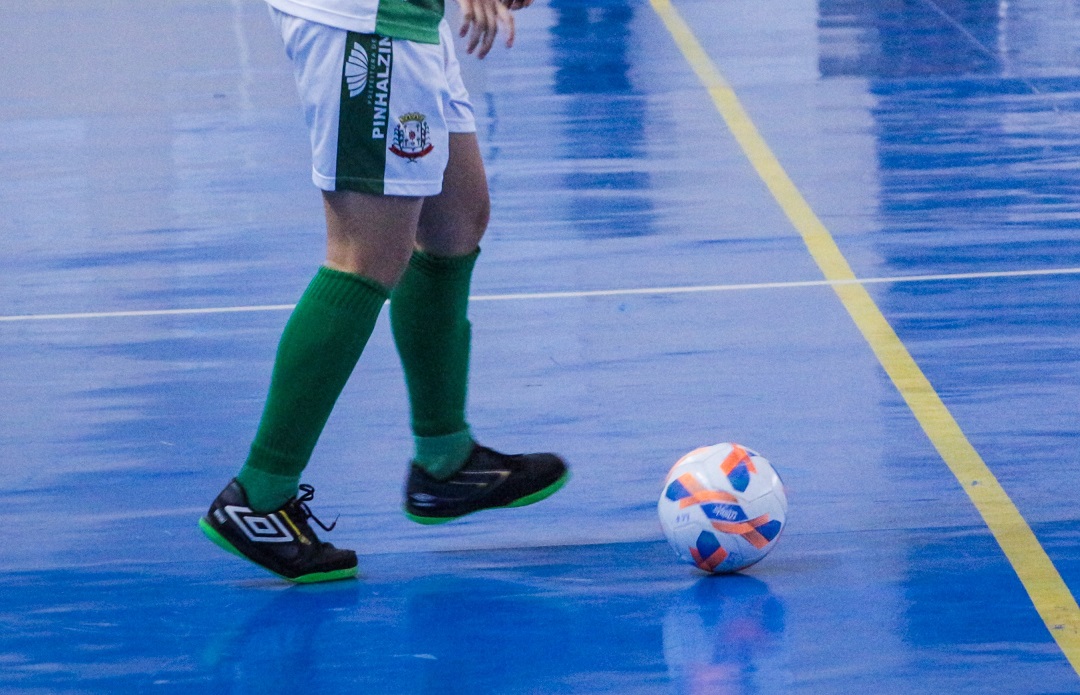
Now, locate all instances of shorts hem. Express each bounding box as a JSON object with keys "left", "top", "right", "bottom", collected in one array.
[
  {"left": 313, "top": 169, "right": 442, "bottom": 197},
  {"left": 447, "top": 120, "right": 477, "bottom": 134}
]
